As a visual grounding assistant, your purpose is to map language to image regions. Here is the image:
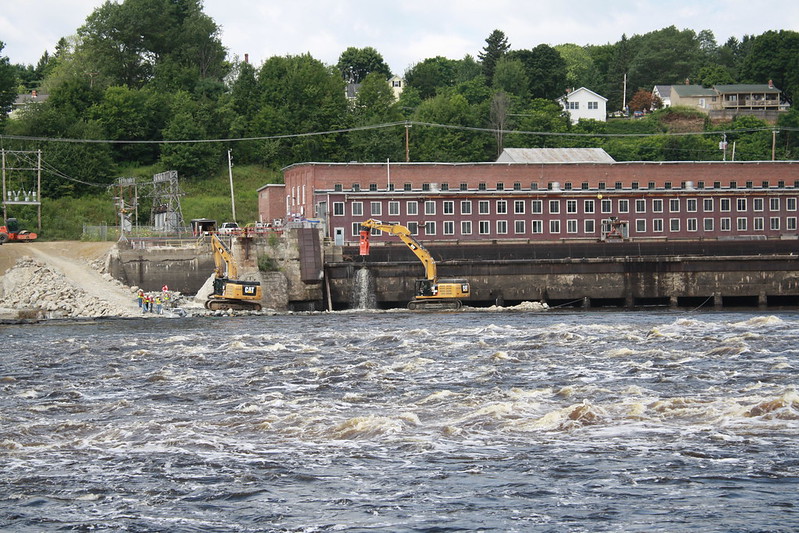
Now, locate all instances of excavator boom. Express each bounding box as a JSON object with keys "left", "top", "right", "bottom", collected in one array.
[
  {"left": 360, "top": 219, "right": 436, "bottom": 280},
  {"left": 359, "top": 219, "right": 469, "bottom": 310}
]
